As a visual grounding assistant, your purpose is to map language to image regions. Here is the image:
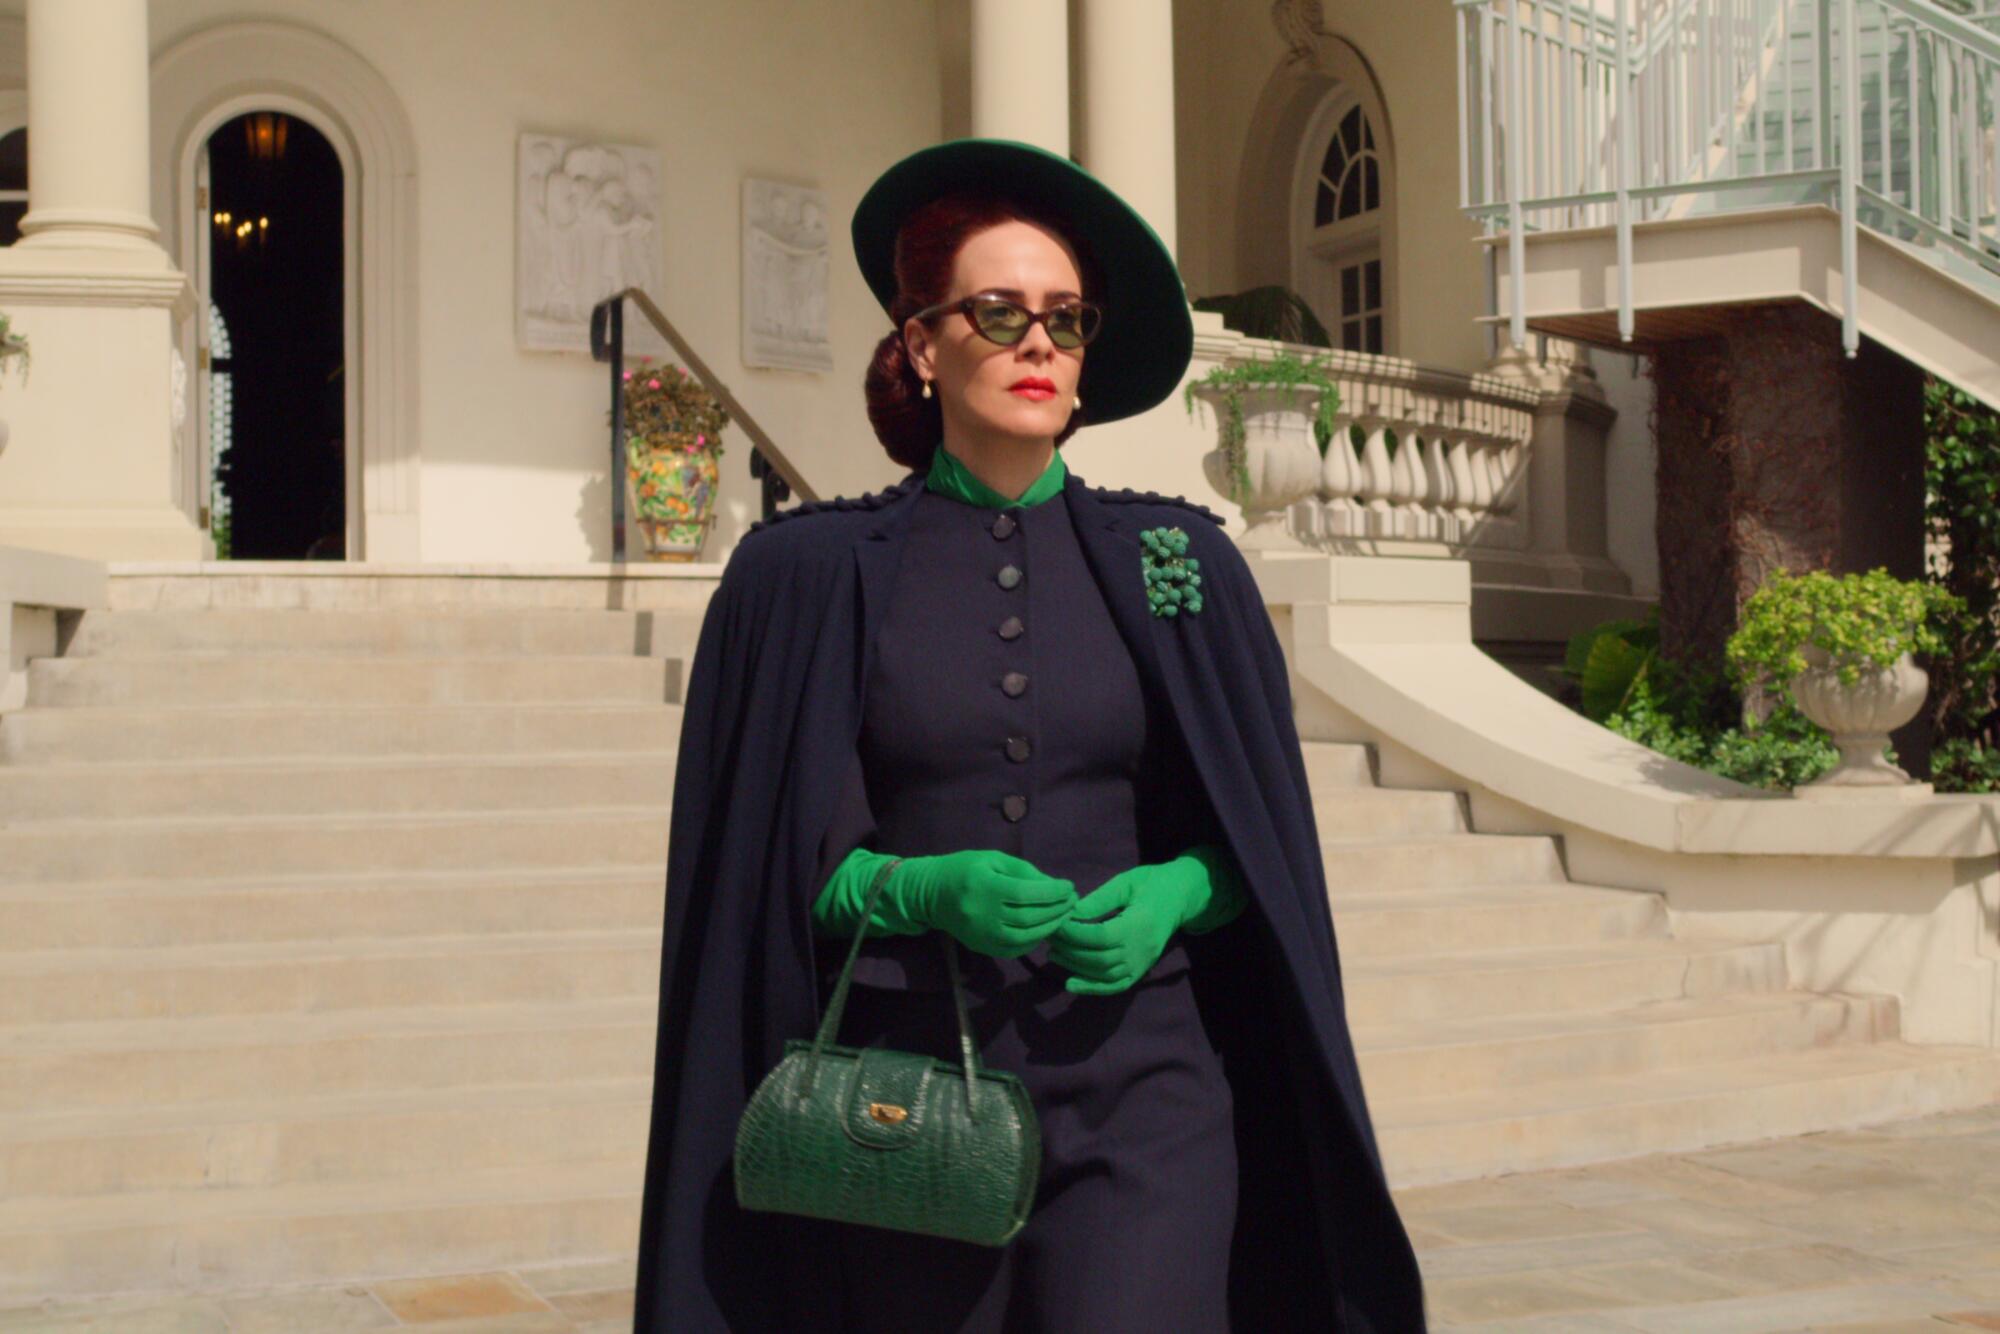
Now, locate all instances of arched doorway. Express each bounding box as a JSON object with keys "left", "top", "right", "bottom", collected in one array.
[
  {"left": 153, "top": 20, "right": 423, "bottom": 562},
  {"left": 198, "top": 111, "right": 345, "bottom": 560}
]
